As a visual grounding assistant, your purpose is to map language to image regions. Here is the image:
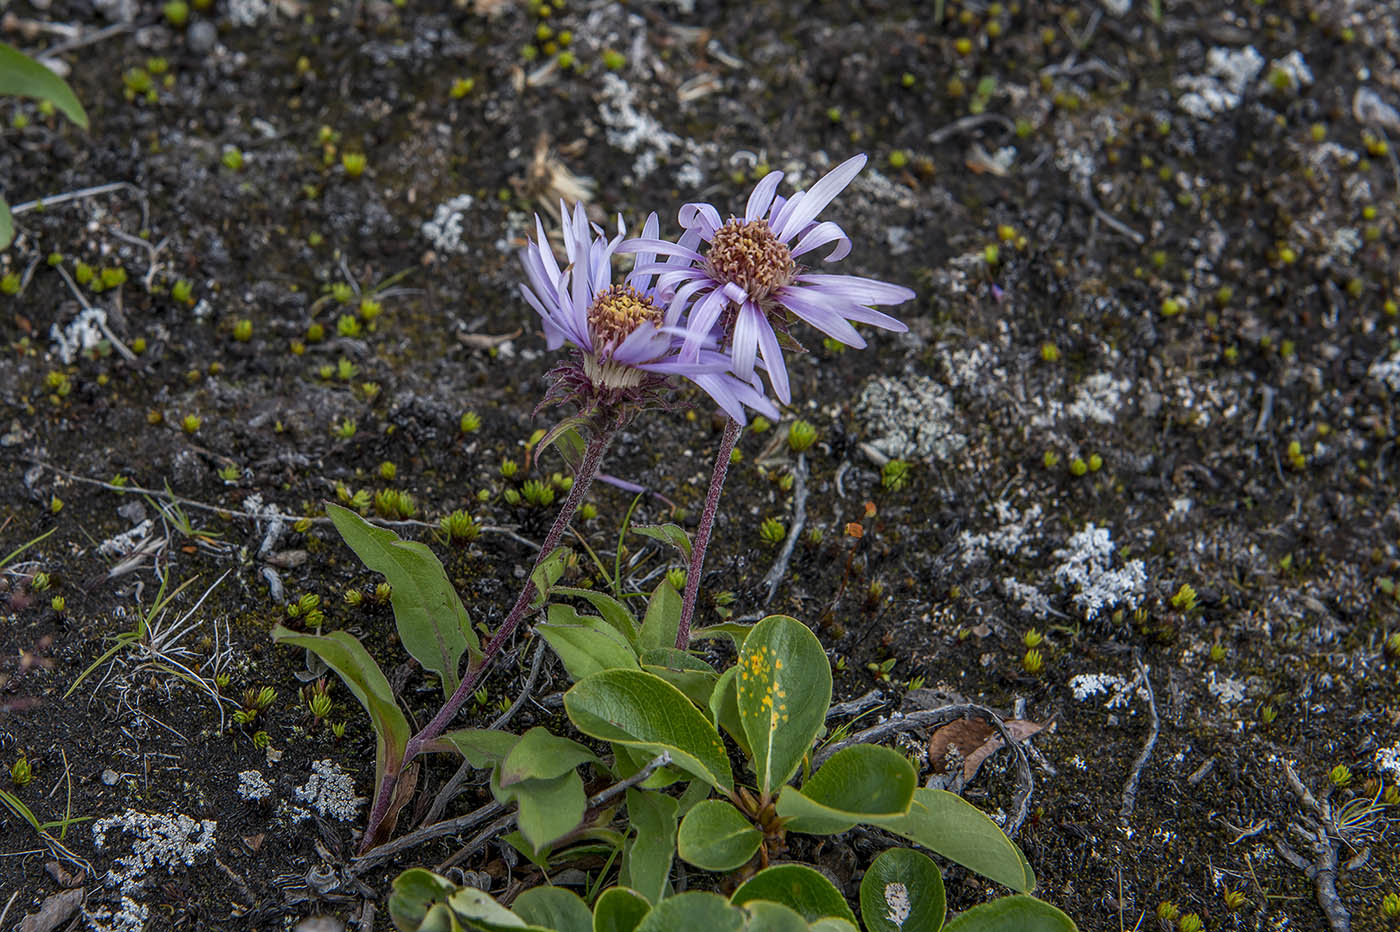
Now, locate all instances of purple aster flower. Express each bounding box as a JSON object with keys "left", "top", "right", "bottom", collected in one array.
[
  {"left": 519, "top": 202, "right": 778, "bottom": 425},
  {"left": 622, "top": 154, "right": 915, "bottom": 404}
]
